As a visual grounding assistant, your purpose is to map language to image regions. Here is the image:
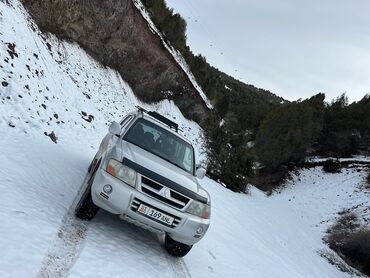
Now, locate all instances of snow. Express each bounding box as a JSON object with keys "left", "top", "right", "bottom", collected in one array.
[
  {"left": 272, "top": 167, "right": 370, "bottom": 230},
  {"left": 224, "top": 85, "right": 232, "bottom": 91},
  {"left": 247, "top": 140, "right": 255, "bottom": 148},
  {"left": 1, "top": 1, "right": 369, "bottom": 277},
  {"left": 309, "top": 156, "right": 370, "bottom": 163},
  {"left": 0, "top": 0, "right": 205, "bottom": 161},
  {"left": 2, "top": 130, "right": 367, "bottom": 277}
]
